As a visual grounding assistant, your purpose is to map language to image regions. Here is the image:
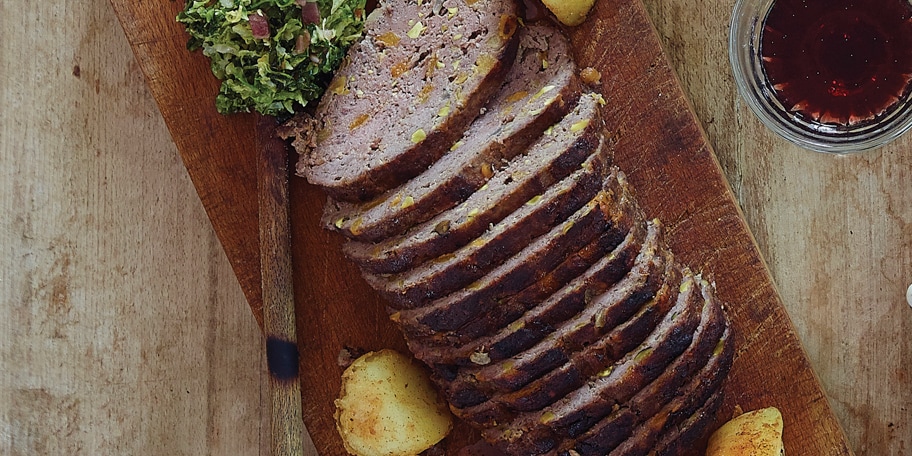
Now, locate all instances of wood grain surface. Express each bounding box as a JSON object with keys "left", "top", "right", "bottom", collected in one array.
[{"left": 1, "top": 1, "right": 909, "bottom": 456}]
